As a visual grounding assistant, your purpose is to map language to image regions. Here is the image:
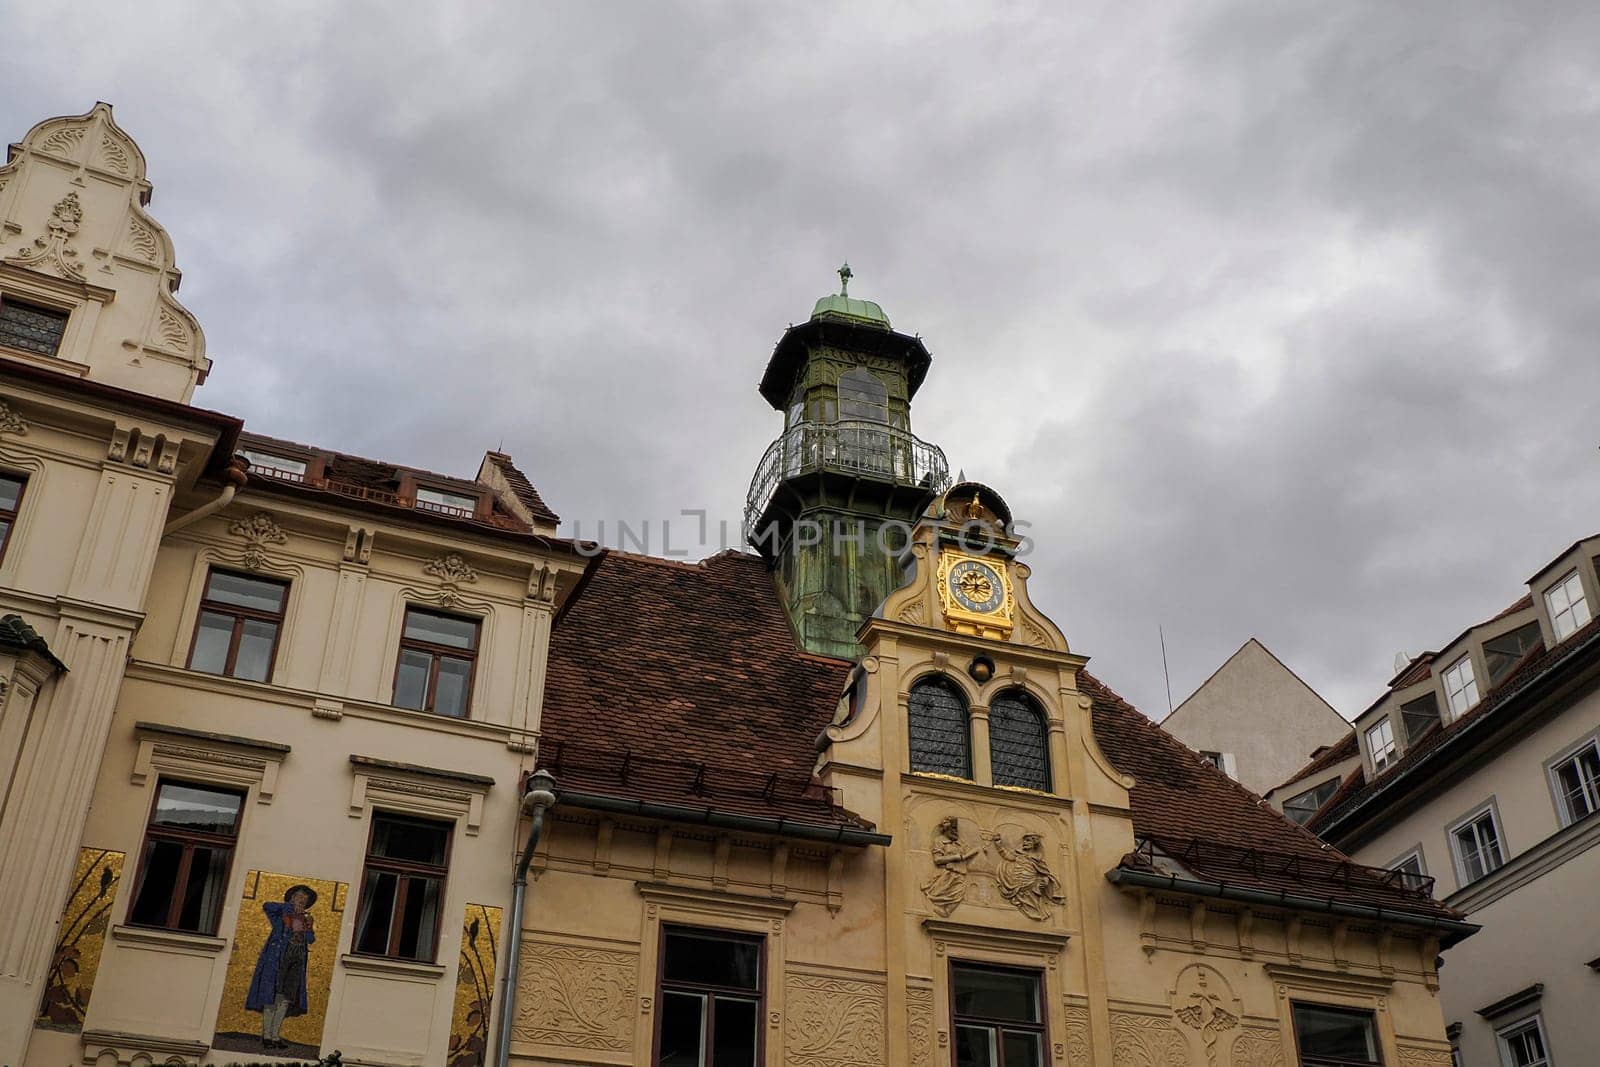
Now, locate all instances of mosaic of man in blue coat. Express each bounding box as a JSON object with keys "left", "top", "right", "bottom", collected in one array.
[{"left": 245, "top": 884, "right": 317, "bottom": 1051}]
